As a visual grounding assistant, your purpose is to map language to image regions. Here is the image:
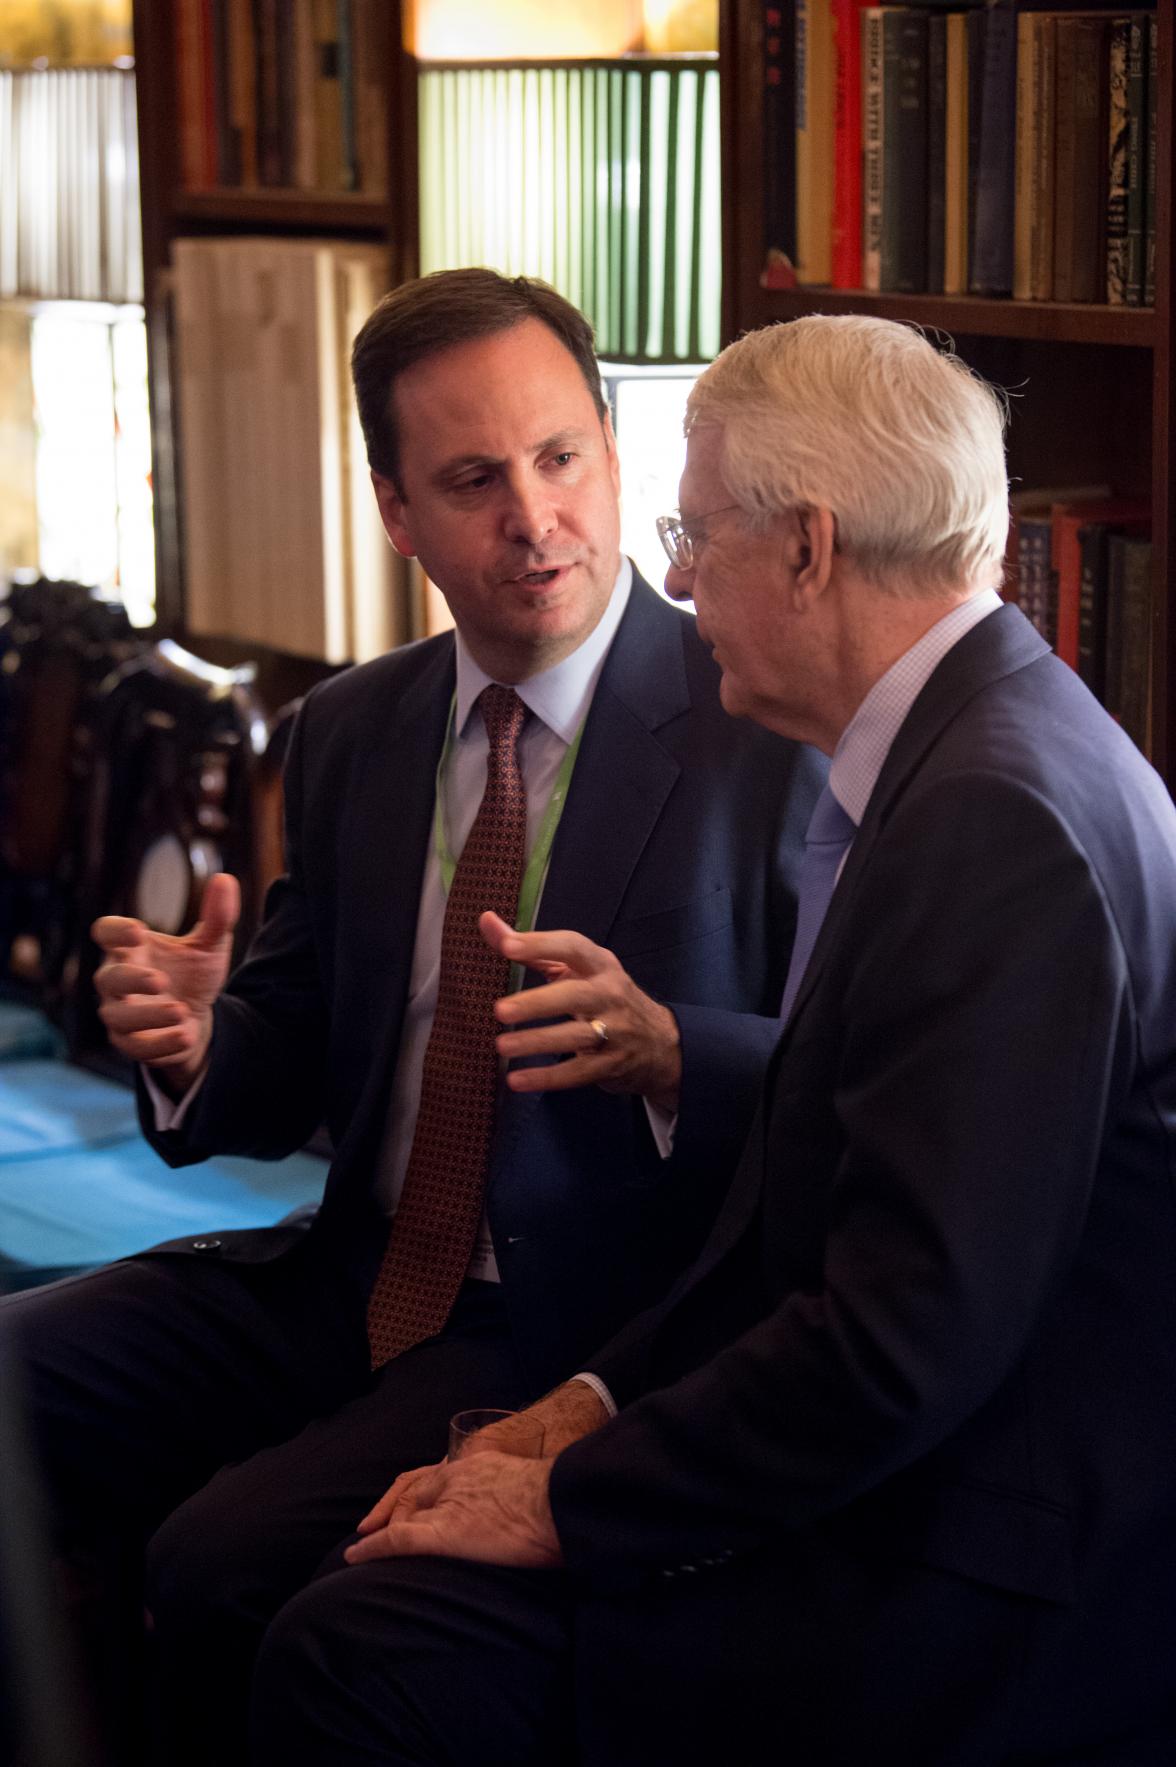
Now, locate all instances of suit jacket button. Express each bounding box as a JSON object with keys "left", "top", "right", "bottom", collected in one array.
[{"left": 190, "top": 1238, "right": 223, "bottom": 1253}]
